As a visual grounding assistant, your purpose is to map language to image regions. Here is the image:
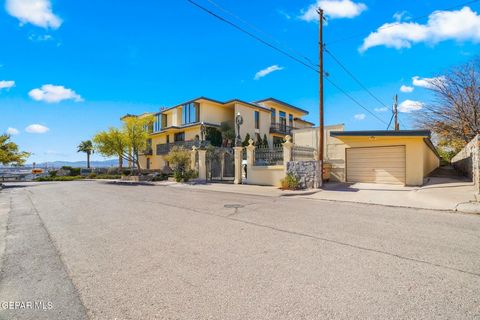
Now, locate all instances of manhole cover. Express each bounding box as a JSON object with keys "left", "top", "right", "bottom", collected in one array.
[{"left": 224, "top": 204, "right": 244, "bottom": 209}]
